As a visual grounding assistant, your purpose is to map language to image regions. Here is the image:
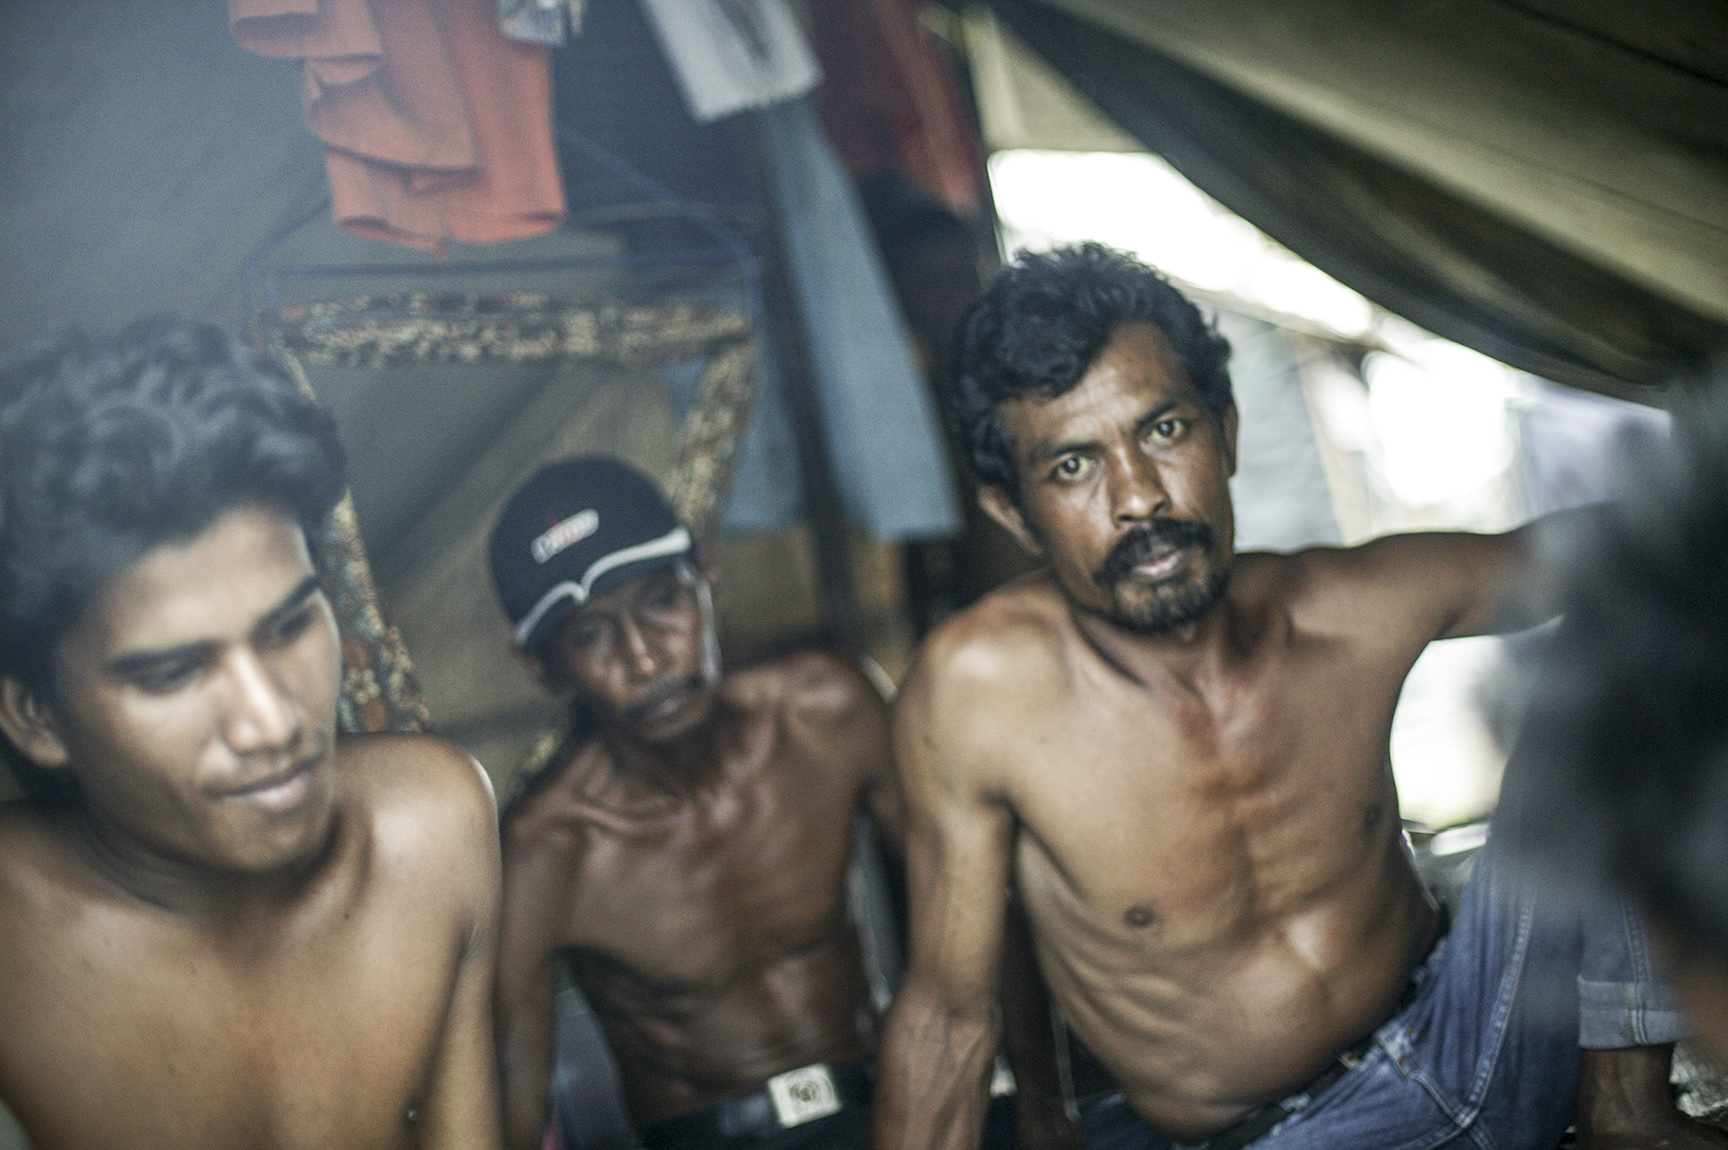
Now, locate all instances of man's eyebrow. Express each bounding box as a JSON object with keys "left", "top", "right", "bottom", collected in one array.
[
  {"left": 1026, "top": 435, "right": 1097, "bottom": 467},
  {"left": 106, "top": 640, "right": 217, "bottom": 679},
  {"left": 1024, "top": 399, "right": 1185, "bottom": 467},
  {"left": 254, "top": 576, "right": 324, "bottom": 636},
  {"left": 1133, "top": 399, "right": 1182, "bottom": 434},
  {"left": 104, "top": 576, "right": 324, "bottom": 678}
]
